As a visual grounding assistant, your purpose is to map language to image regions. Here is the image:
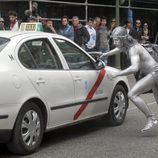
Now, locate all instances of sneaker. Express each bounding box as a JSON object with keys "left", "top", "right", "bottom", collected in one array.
[{"left": 141, "top": 117, "right": 158, "bottom": 133}]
